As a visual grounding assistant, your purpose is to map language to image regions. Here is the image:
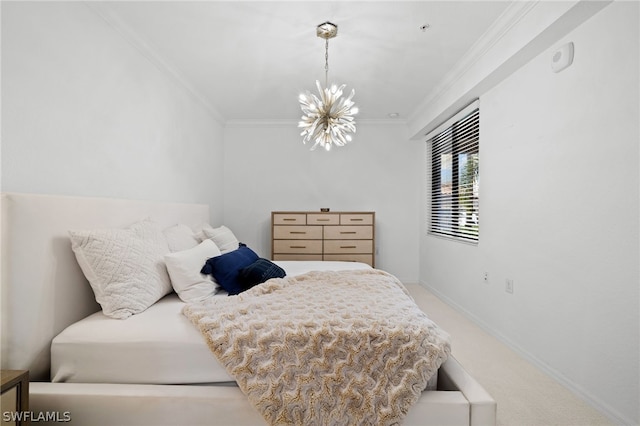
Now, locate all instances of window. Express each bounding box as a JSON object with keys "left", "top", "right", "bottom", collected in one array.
[{"left": 428, "top": 101, "right": 479, "bottom": 243}]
